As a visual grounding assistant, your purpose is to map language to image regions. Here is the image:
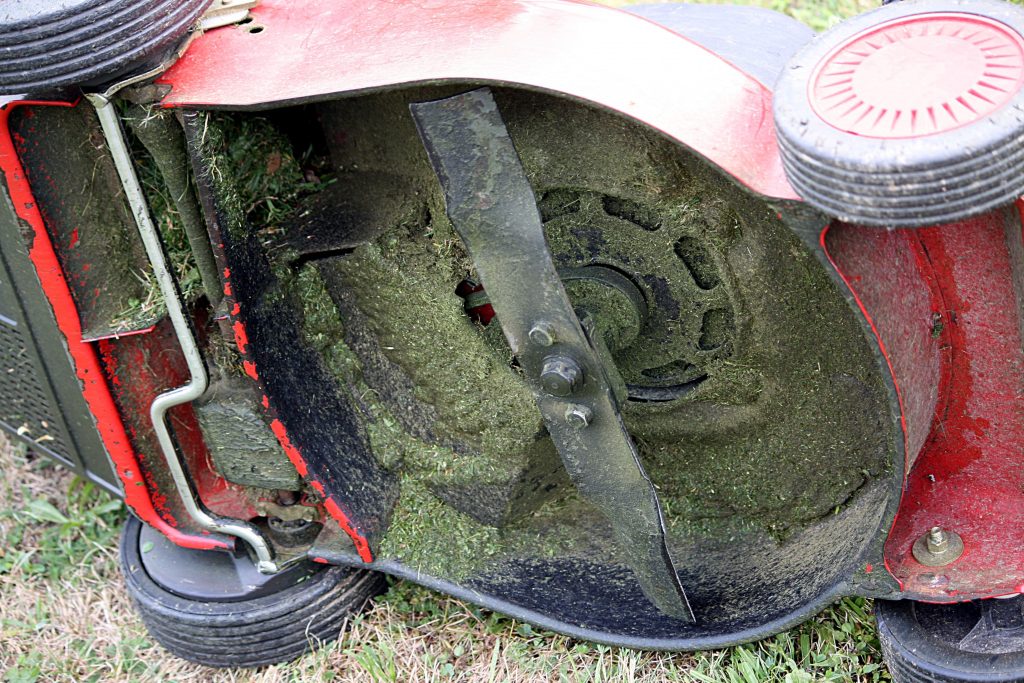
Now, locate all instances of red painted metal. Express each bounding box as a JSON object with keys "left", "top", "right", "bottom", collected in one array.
[
  {"left": 97, "top": 324, "right": 261, "bottom": 525},
  {"left": 156, "top": 0, "right": 798, "bottom": 201},
  {"left": 823, "top": 224, "right": 946, "bottom": 470},
  {"left": 0, "top": 101, "right": 227, "bottom": 551},
  {"left": 456, "top": 279, "right": 495, "bottom": 325},
  {"left": 829, "top": 210, "right": 1024, "bottom": 601},
  {"left": 887, "top": 211, "right": 1024, "bottom": 600}
]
